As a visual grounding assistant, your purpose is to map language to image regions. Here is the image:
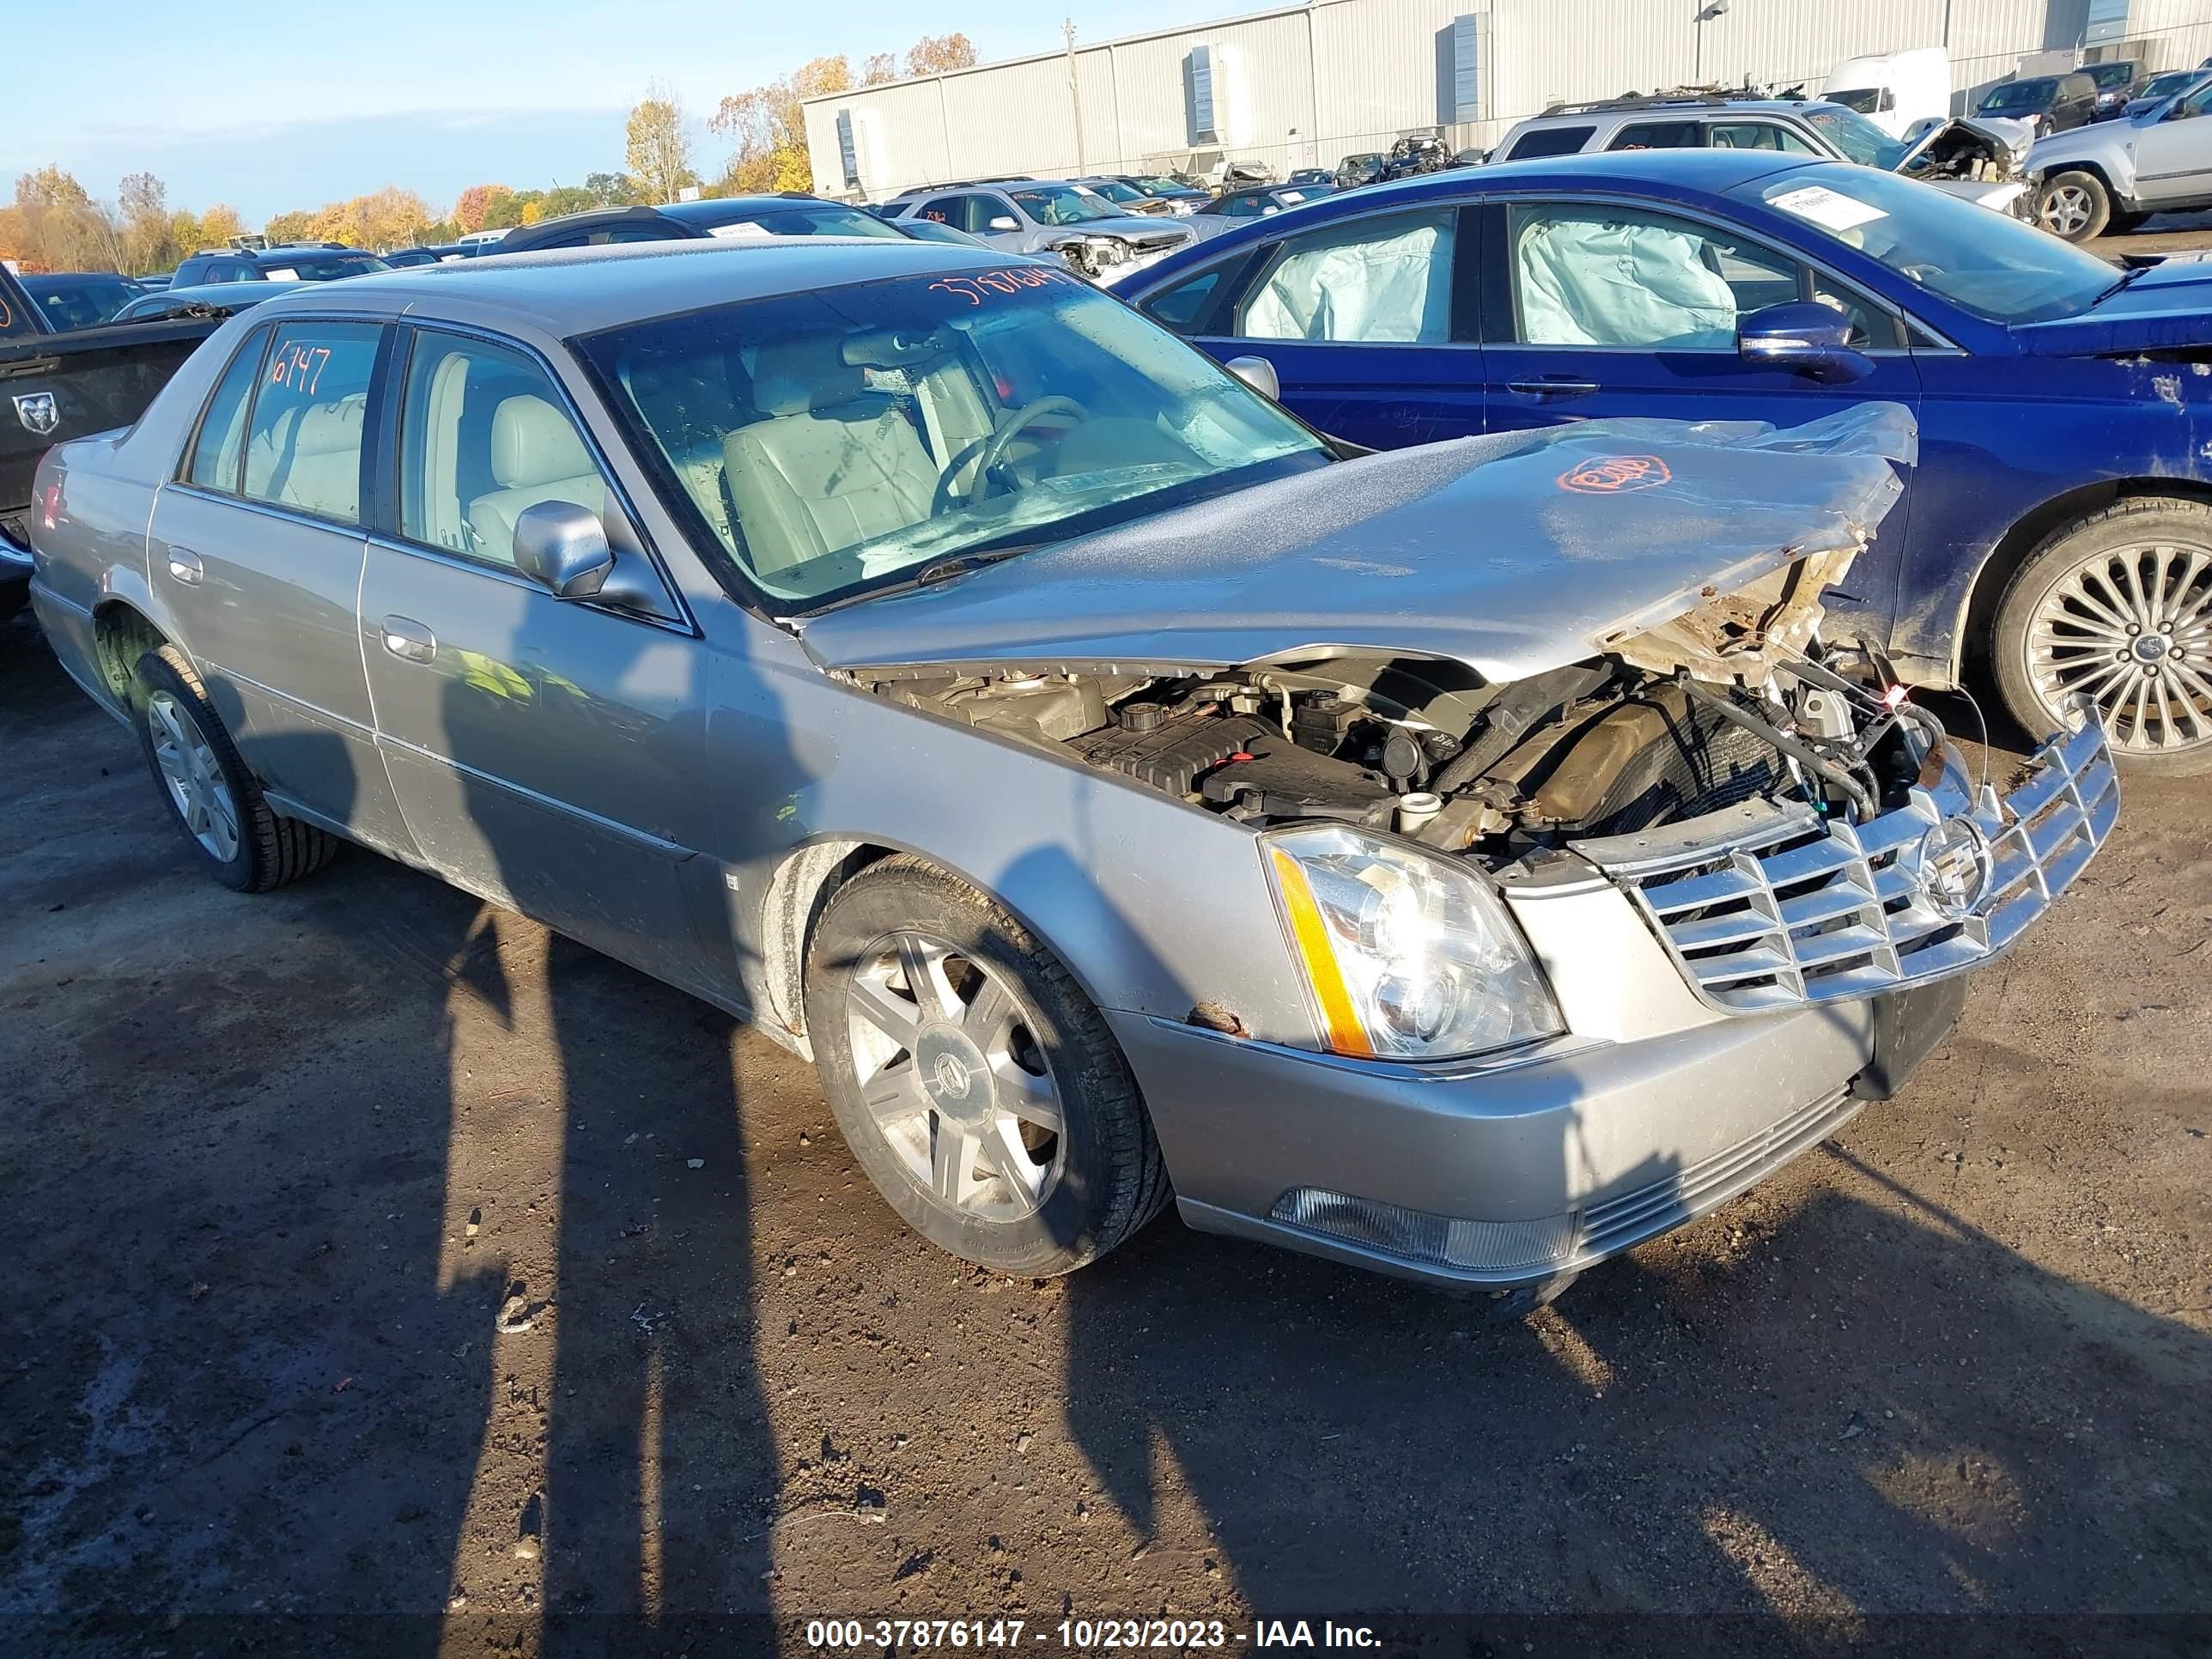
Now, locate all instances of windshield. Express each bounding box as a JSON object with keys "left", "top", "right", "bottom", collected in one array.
[
  {"left": 1132, "top": 177, "right": 1190, "bottom": 196},
  {"left": 707, "top": 204, "right": 907, "bottom": 240},
  {"left": 578, "top": 267, "right": 1328, "bottom": 608},
  {"left": 2141, "top": 71, "right": 2200, "bottom": 101},
  {"left": 1008, "top": 185, "right": 1121, "bottom": 226},
  {"left": 1800, "top": 107, "right": 1910, "bottom": 169},
  {"left": 2087, "top": 63, "right": 2134, "bottom": 88},
  {"left": 1086, "top": 180, "right": 1145, "bottom": 204},
  {"left": 1826, "top": 87, "right": 1883, "bottom": 114},
  {"left": 1741, "top": 166, "right": 2119, "bottom": 325},
  {"left": 1981, "top": 77, "right": 2057, "bottom": 110}
]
